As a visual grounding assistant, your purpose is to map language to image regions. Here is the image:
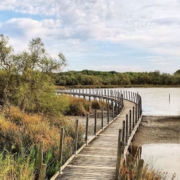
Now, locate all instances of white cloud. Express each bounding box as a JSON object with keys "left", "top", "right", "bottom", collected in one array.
[{"left": 1, "top": 0, "right": 180, "bottom": 72}]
